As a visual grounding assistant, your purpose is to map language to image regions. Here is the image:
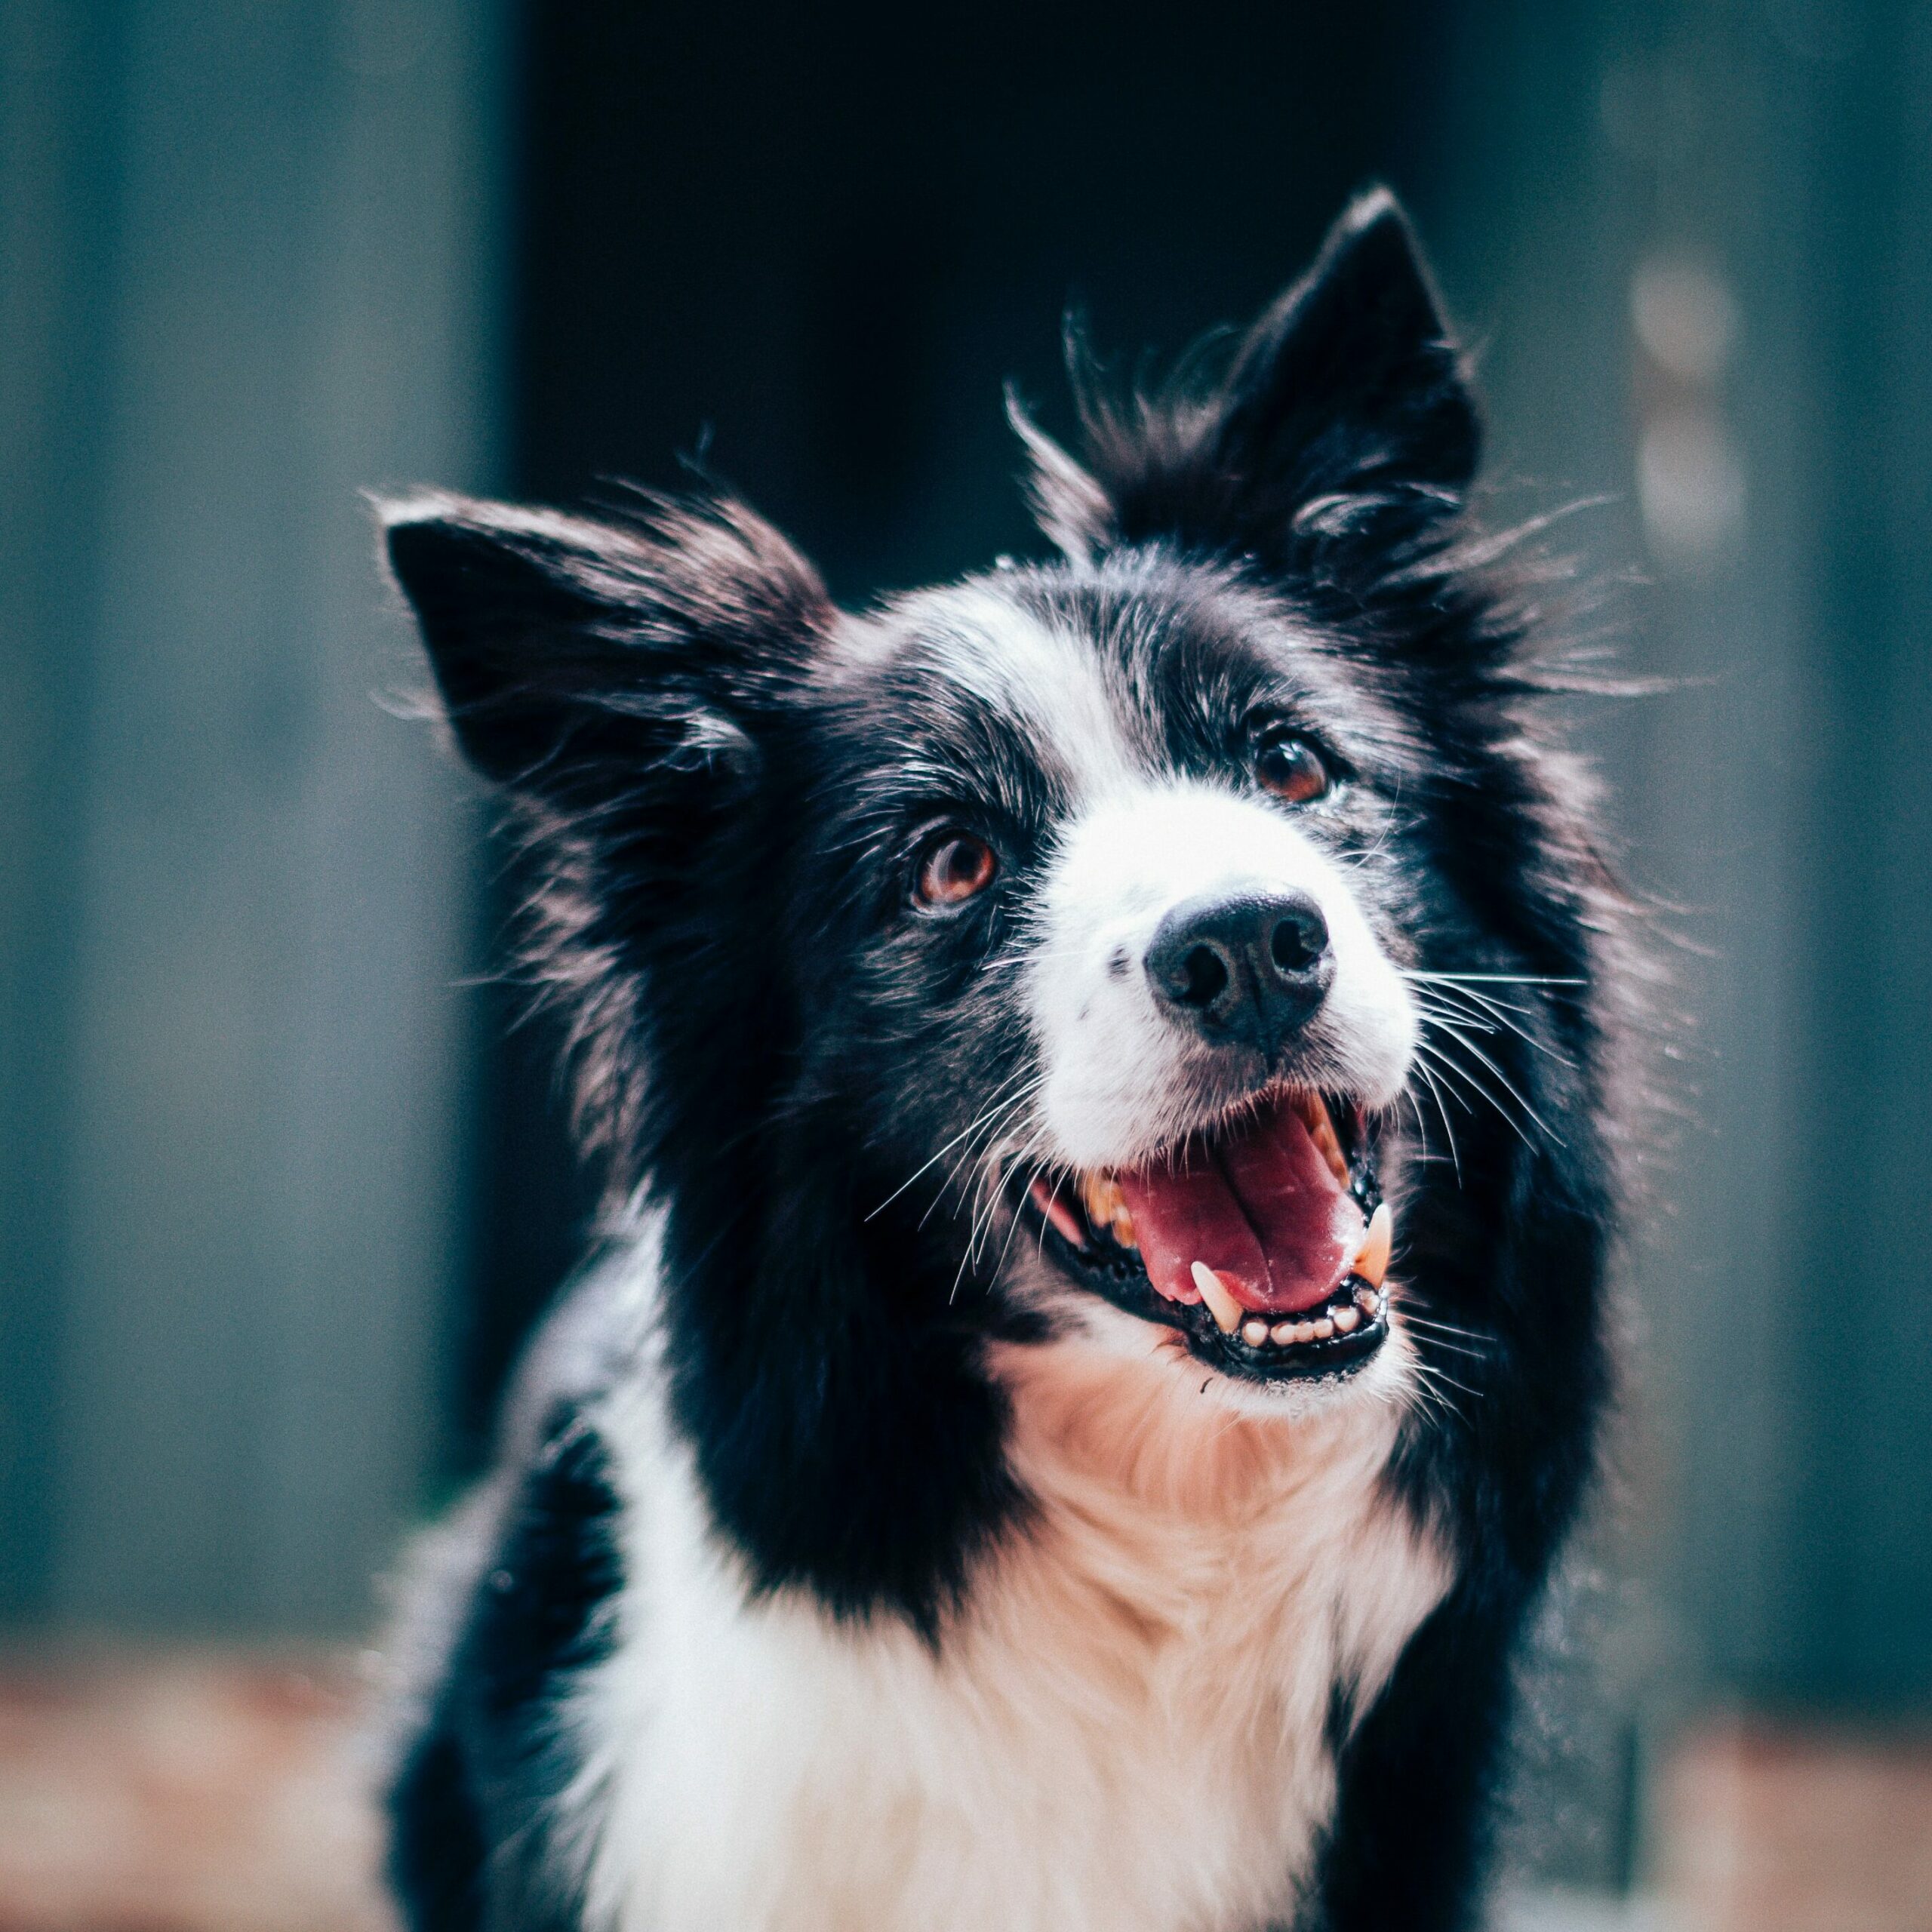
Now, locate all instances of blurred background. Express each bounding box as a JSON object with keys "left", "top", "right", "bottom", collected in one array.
[{"left": 2, "top": 2, "right": 1929, "bottom": 1927}]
